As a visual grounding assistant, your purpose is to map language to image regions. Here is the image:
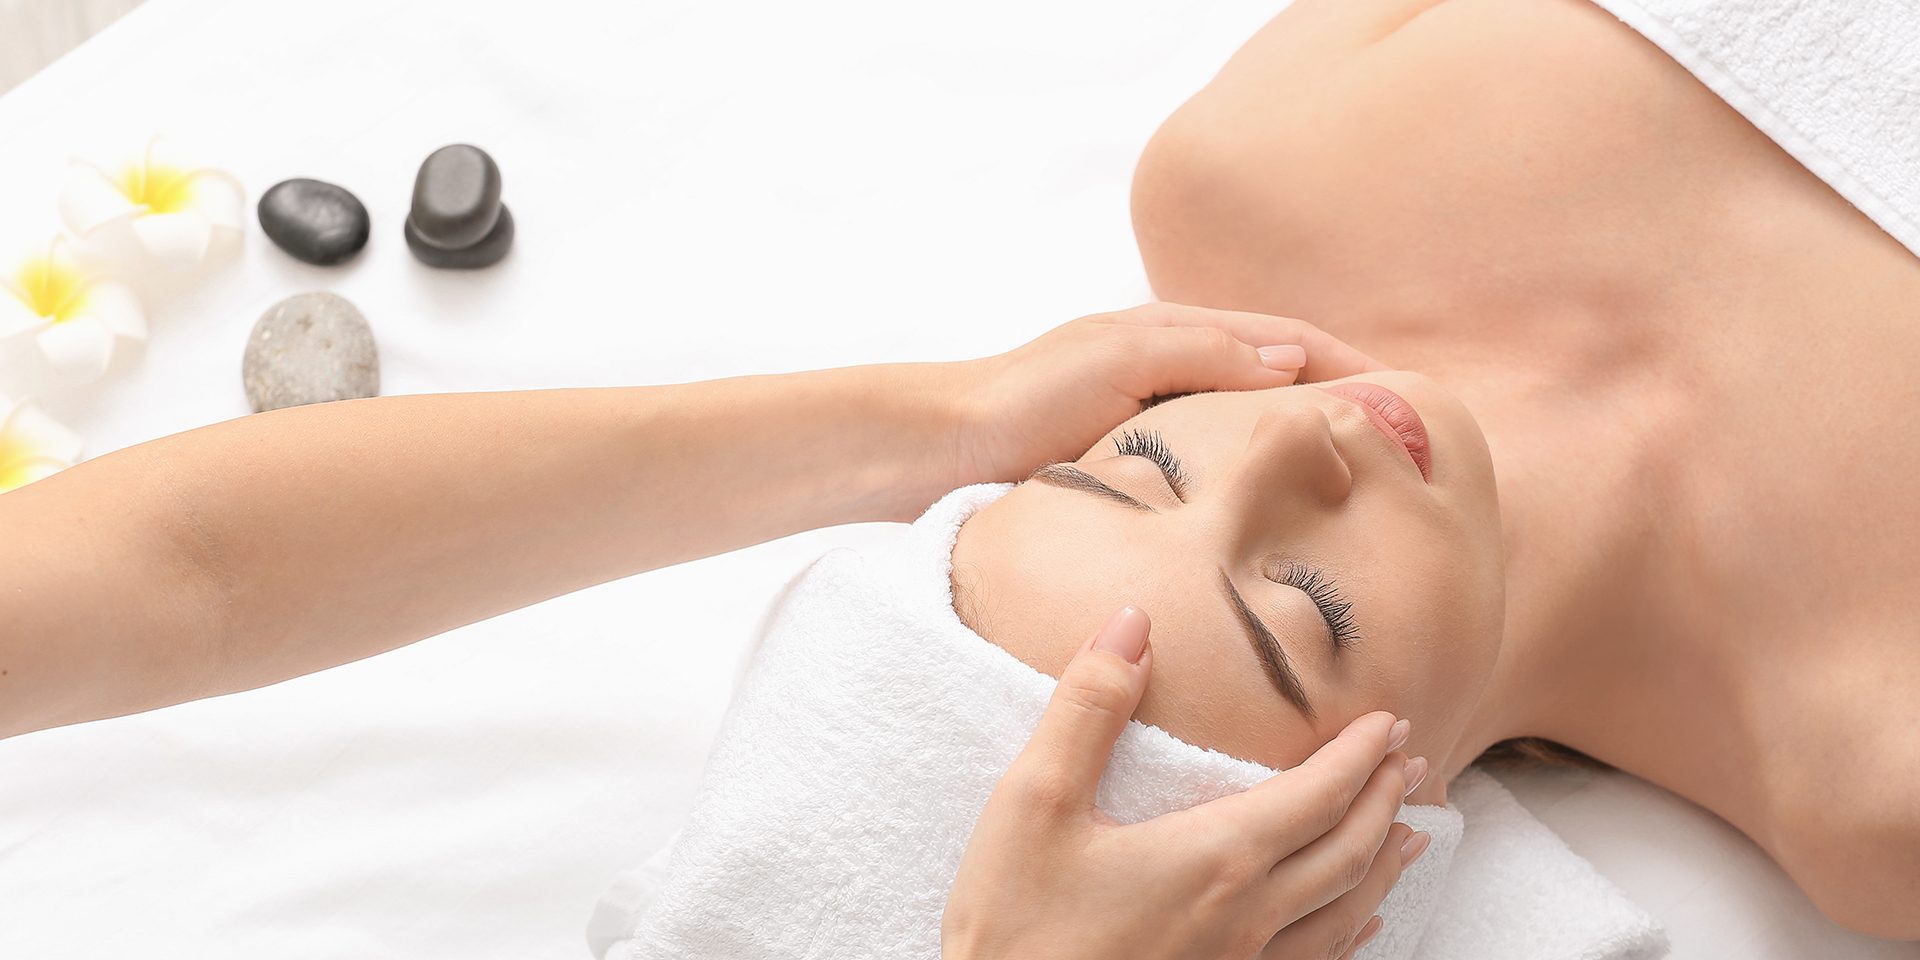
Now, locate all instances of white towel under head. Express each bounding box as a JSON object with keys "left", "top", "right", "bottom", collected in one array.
[{"left": 588, "top": 484, "right": 1664, "bottom": 960}]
